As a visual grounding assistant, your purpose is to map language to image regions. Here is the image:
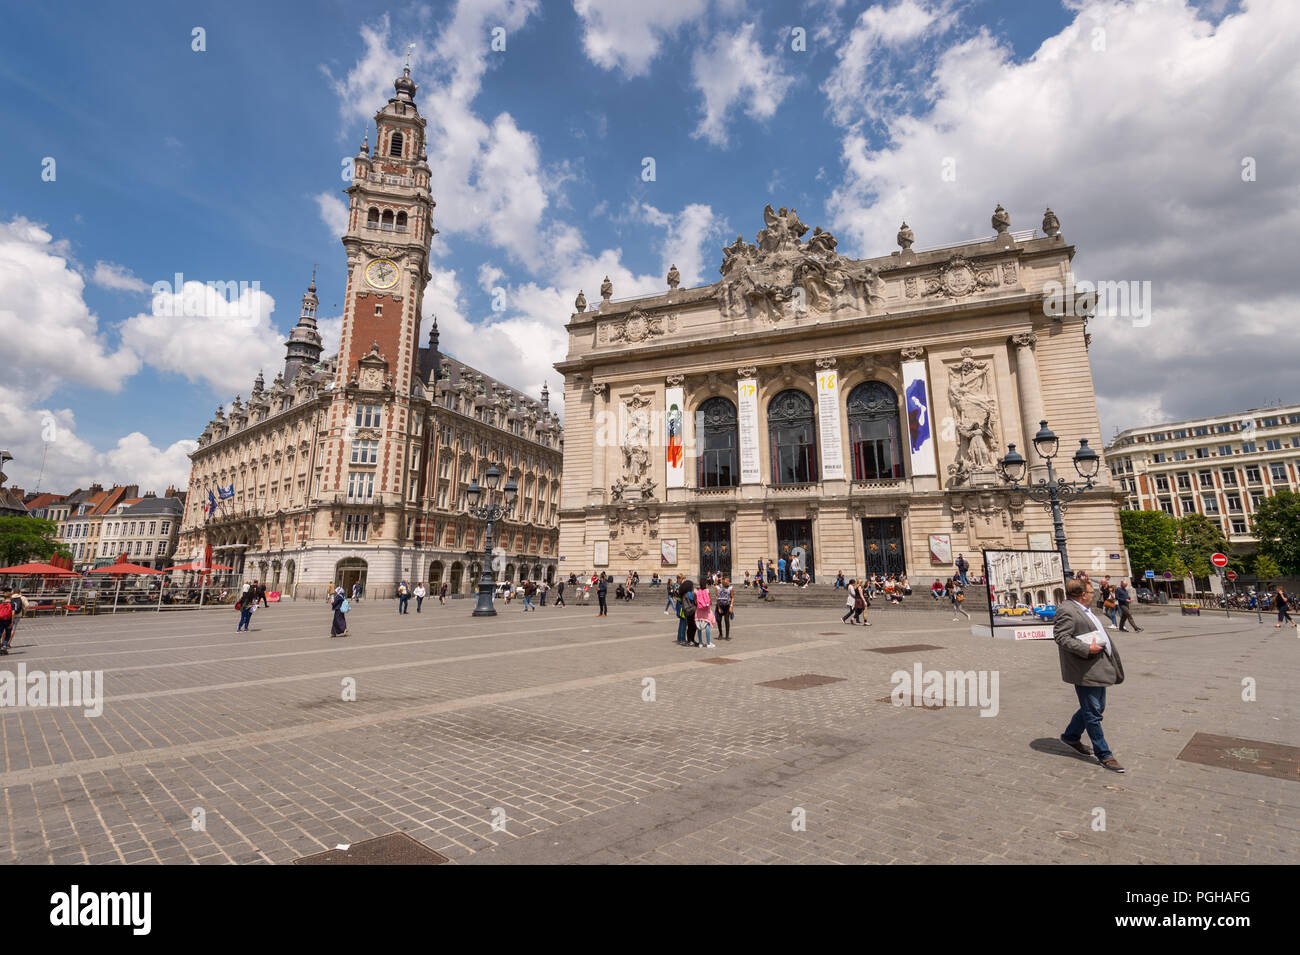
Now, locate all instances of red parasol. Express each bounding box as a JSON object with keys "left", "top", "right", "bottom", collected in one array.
[
  {"left": 0, "top": 561, "right": 83, "bottom": 577},
  {"left": 170, "top": 561, "right": 234, "bottom": 571},
  {"left": 87, "top": 555, "right": 163, "bottom": 575}
]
